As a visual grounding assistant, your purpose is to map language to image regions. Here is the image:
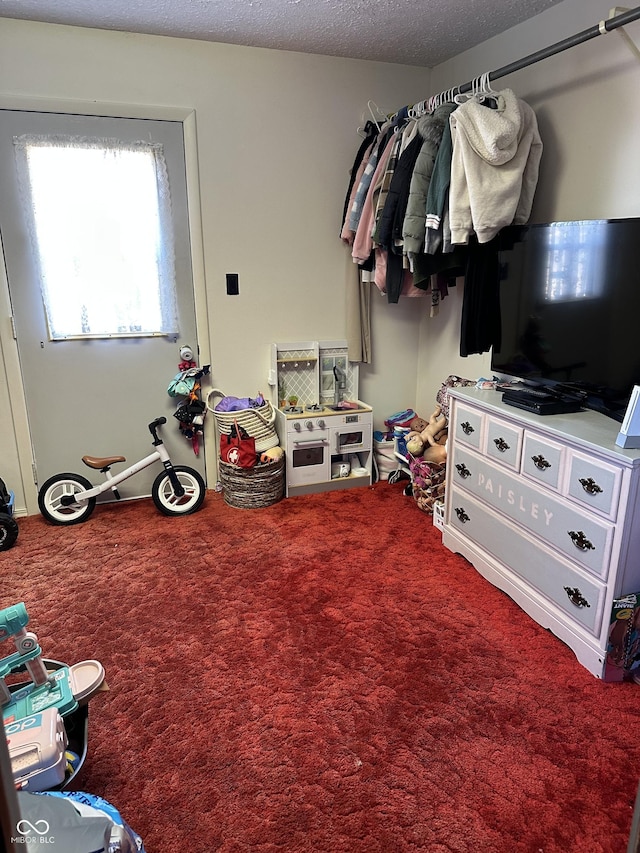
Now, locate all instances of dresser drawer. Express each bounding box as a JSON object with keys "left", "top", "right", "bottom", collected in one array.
[
  {"left": 453, "top": 404, "right": 483, "bottom": 450},
  {"left": 450, "top": 446, "right": 614, "bottom": 579},
  {"left": 522, "top": 432, "right": 564, "bottom": 492},
  {"left": 485, "top": 416, "right": 522, "bottom": 471},
  {"left": 448, "top": 487, "right": 605, "bottom": 636},
  {"left": 566, "top": 450, "right": 622, "bottom": 521}
]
